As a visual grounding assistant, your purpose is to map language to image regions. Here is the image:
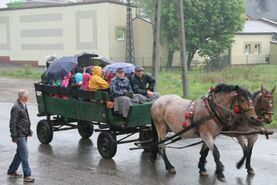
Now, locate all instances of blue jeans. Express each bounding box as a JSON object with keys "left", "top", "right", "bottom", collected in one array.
[{"left": 8, "top": 137, "right": 31, "bottom": 178}]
